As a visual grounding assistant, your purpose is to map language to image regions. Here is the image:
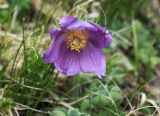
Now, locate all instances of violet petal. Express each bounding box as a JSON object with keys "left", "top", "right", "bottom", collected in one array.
[{"left": 79, "top": 43, "right": 106, "bottom": 78}]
